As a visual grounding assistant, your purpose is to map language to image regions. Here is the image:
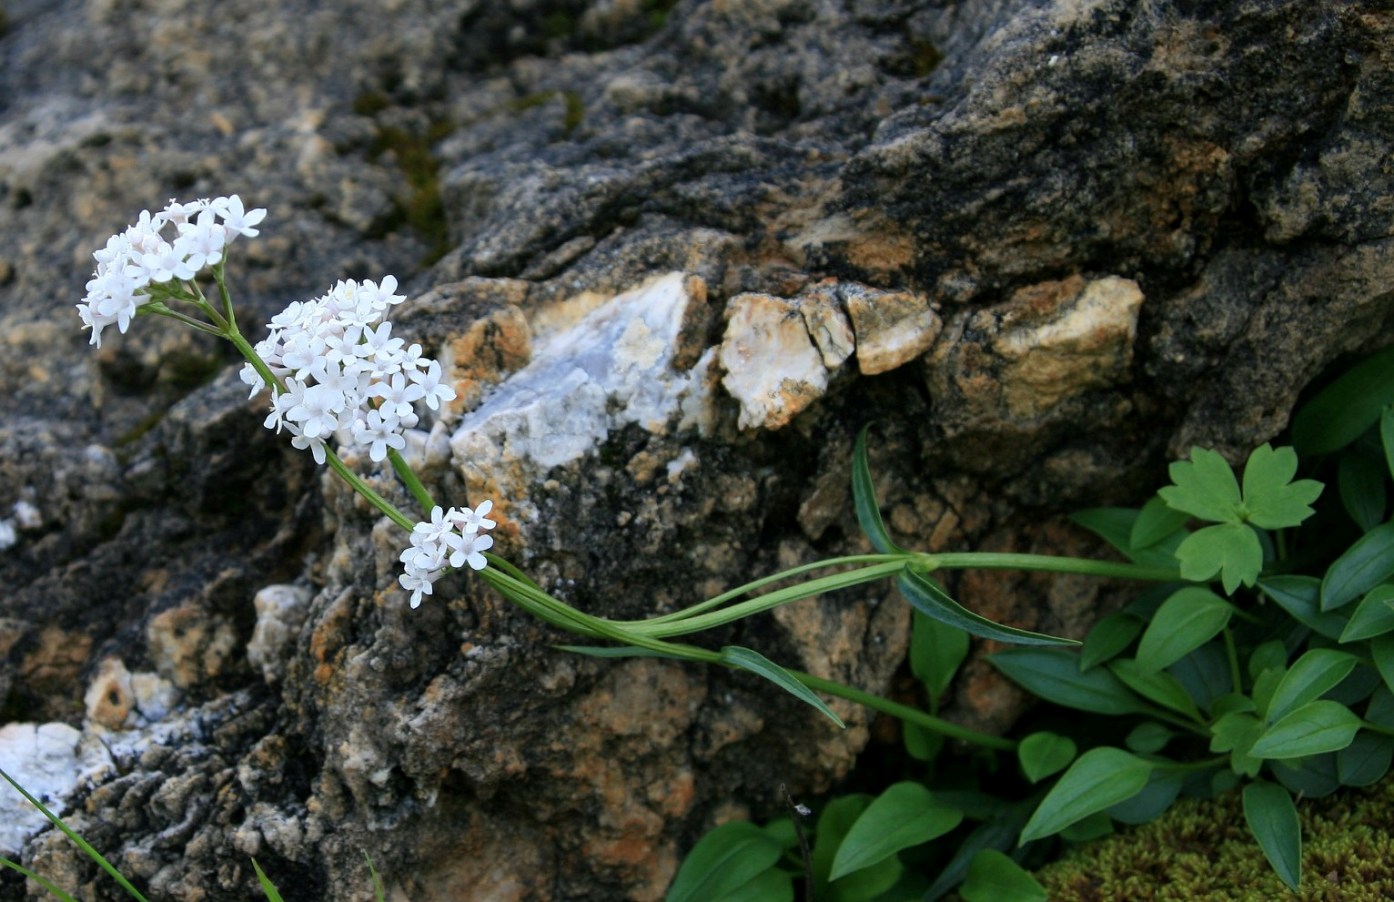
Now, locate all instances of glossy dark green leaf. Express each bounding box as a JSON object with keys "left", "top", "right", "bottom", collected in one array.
[
  {"left": 1338, "top": 732, "right": 1394, "bottom": 787},
  {"left": 1383, "top": 407, "right": 1394, "bottom": 482},
  {"left": 720, "top": 646, "right": 845, "bottom": 729},
  {"left": 1106, "top": 770, "right": 1183, "bottom": 825},
  {"left": 1340, "top": 584, "right": 1394, "bottom": 642},
  {"left": 898, "top": 571, "right": 1077, "bottom": 647},
  {"left": 903, "top": 721, "right": 944, "bottom": 763},
  {"left": 1264, "top": 649, "right": 1359, "bottom": 723},
  {"left": 1373, "top": 636, "right": 1394, "bottom": 696},
  {"left": 959, "top": 850, "right": 1046, "bottom": 902},
  {"left": 1020, "top": 748, "right": 1152, "bottom": 844},
  {"left": 1291, "top": 345, "right": 1394, "bottom": 456},
  {"left": 1125, "top": 722, "right": 1176, "bottom": 754},
  {"left": 1273, "top": 753, "right": 1341, "bottom": 799},
  {"left": 1367, "top": 686, "right": 1394, "bottom": 729},
  {"left": 1242, "top": 781, "right": 1301, "bottom": 892},
  {"left": 1166, "top": 640, "right": 1232, "bottom": 714},
  {"left": 668, "top": 821, "right": 787, "bottom": 902},
  {"left": 922, "top": 801, "right": 1033, "bottom": 902},
  {"left": 1210, "top": 711, "right": 1264, "bottom": 777},
  {"left": 1258, "top": 576, "right": 1347, "bottom": 640},
  {"left": 830, "top": 782, "right": 961, "bottom": 880},
  {"left": 1339, "top": 449, "right": 1387, "bottom": 531},
  {"left": 989, "top": 648, "right": 1148, "bottom": 716},
  {"left": 1079, "top": 611, "right": 1143, "bottom": 671},
  {"left": 1069, "top": 508, "right": 1184, "bottom": 570},
  {"left": 851, "top": 426, "right": 903, "bottom": 555},
  {"left": 1135, "top": 587, "right": 1233, "bottom": 673},
  {"left": 1322, "top": 521, "right": 1394, "bottom": 611},
  {"left": 1059, "top": 811, "right": 1114, "bottom": 843},
  {"left": 1108, "top": 659, "right": 1204, "bottom": 722},
  {"left": 1130, "top": 496, "right": 1191, "bottom": 550},
  {"left": 911, "top": 609, "right": 970, "bottom": 699},
  {"left": 1249, "top": 700, "right": 1362, "bottom": 759},
  {"left": 1018, "top": 732, "right": 1077, "bottom": 783},
  {"left": 811, "top": 795, "right": 870, "bottom": 889}
]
